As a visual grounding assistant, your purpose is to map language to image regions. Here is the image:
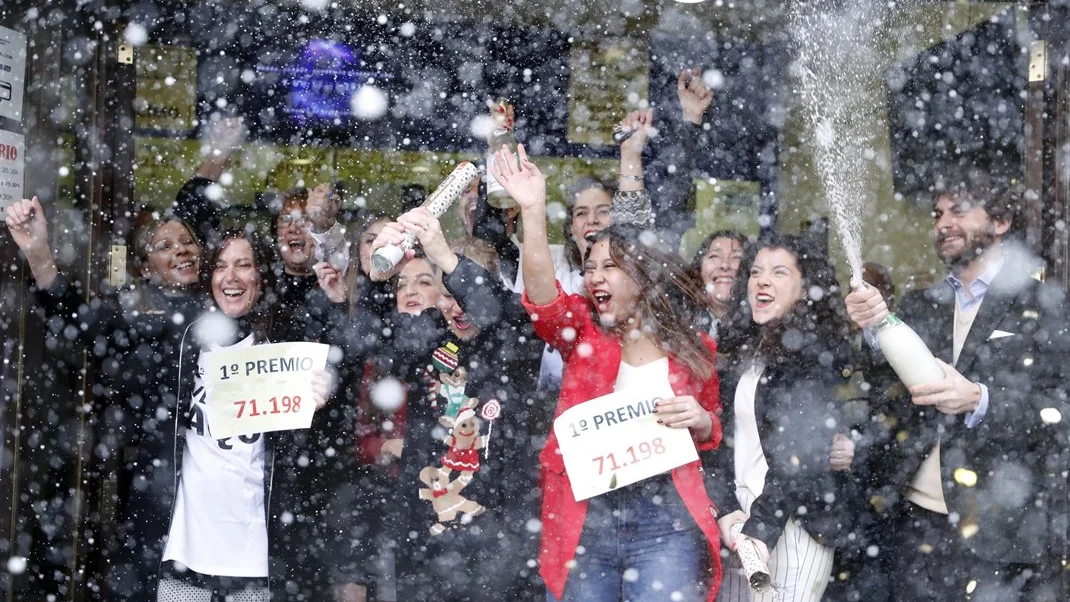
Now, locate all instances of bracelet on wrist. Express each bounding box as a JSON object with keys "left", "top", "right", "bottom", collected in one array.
[{"left": 620, "top": 174, "right": 644, "bottom": 181}]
